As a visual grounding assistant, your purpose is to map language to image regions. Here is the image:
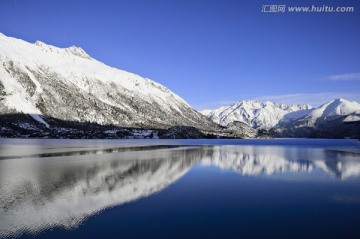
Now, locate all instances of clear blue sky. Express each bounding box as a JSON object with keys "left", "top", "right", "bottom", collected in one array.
[{"left": 0, "top": 0, "right": 359, "bottom": 109}]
